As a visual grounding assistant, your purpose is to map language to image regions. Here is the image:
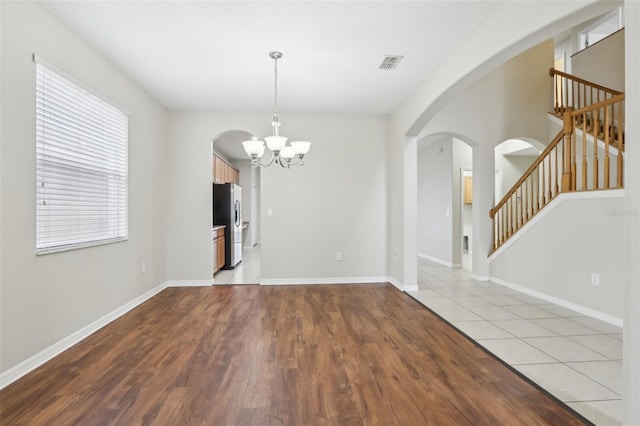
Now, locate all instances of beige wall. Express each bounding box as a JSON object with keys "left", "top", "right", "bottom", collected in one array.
[
  {"left": 572, "top": 28, "right": 625, "bottom": 91},
  {"left": 0, "top": 2, "right": 167, "bottom": 372}
]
